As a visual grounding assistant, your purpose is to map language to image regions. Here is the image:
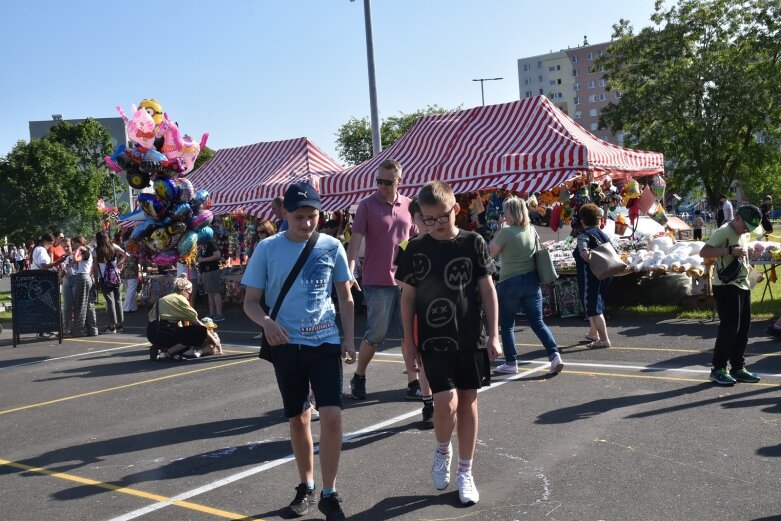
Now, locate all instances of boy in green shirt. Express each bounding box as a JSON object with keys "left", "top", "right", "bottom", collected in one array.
[{"left": 699, "top": 205, "right": 763, "bottom": 385}]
